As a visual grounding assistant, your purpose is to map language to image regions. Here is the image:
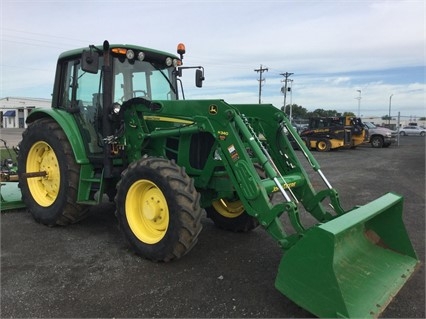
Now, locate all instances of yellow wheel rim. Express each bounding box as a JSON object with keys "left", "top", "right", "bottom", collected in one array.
[
  {"left": 212, "top": 199, "right": 244, "bottom": 218},
  {"left": 126, "top": 180, "right": 169, "bottom": 244},
  {"left": 318, "top": 141, "right": 327, "bottom": 150},
  {"left": 26, "top": 141, "right": 60, "bottom": 207}
]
